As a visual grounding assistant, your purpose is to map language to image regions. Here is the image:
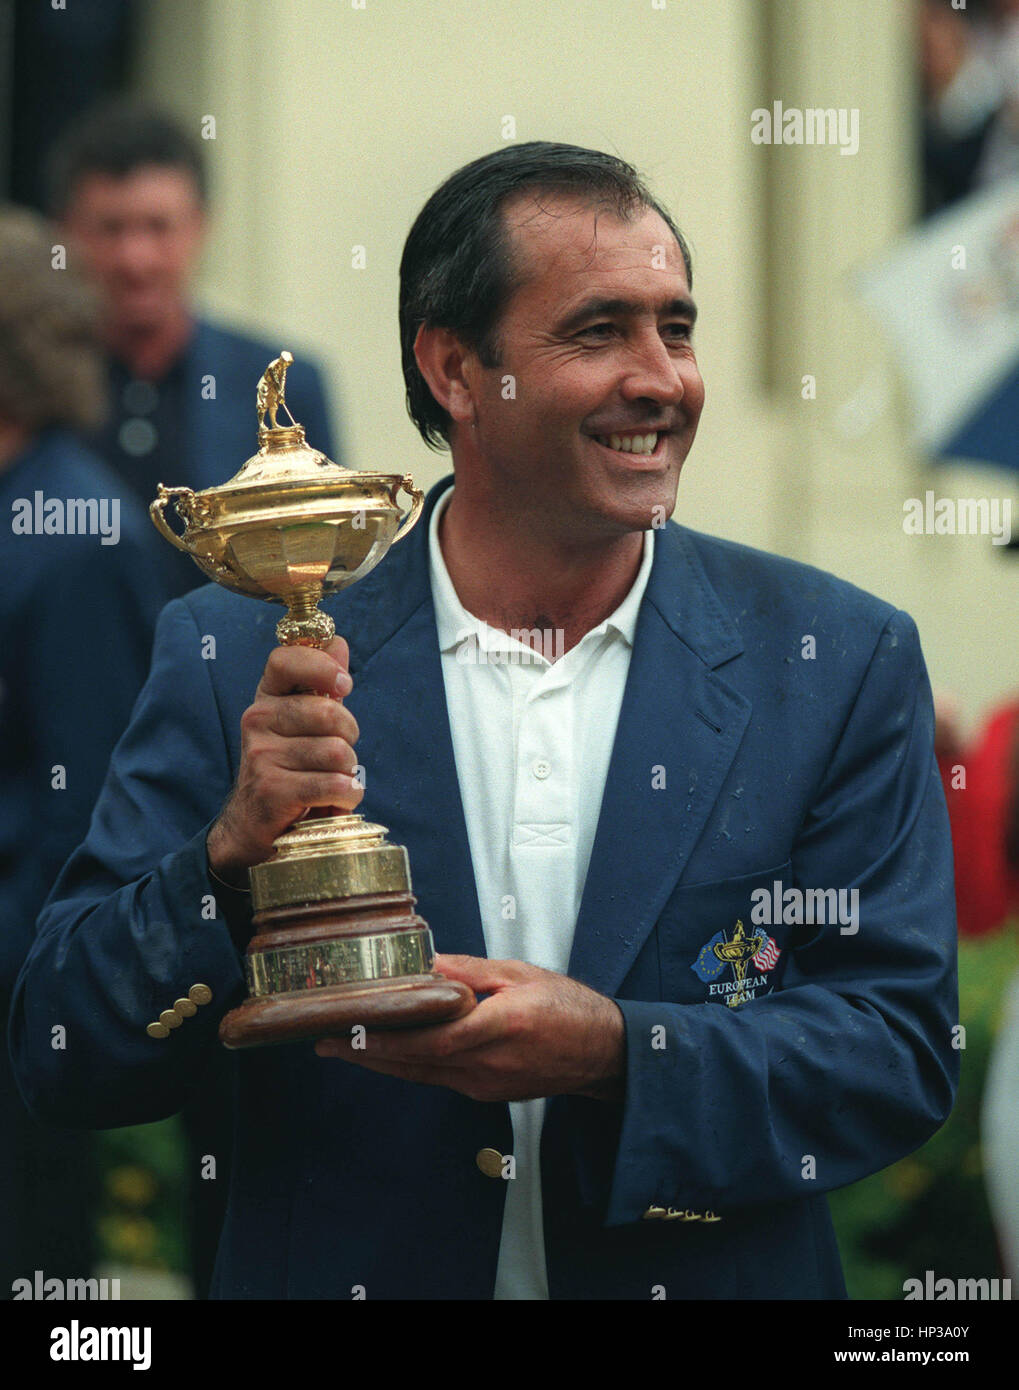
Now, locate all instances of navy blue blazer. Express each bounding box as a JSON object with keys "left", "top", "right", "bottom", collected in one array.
[
  {"left": 9, "top": 477, "right": 959, "bottom": 1300},
  {"left": 1, "top": 431, "right": 170, "bottom": 1284},
  {"left": 0, "top": 431, "right": 169, "bottom": 998}
]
